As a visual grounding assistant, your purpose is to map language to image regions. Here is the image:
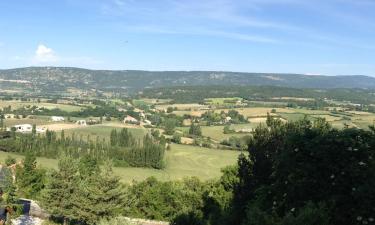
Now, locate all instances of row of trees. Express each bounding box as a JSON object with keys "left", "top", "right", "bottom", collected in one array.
[{"left": 0, "top": 128, "right": 165, "bottom": 169}]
